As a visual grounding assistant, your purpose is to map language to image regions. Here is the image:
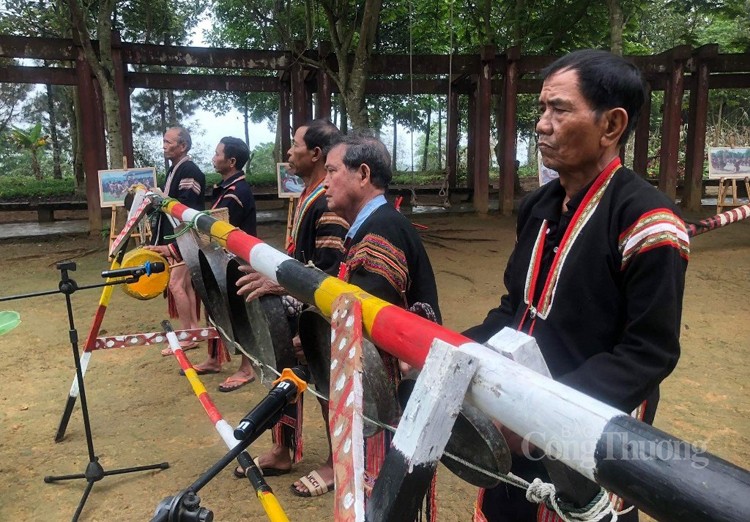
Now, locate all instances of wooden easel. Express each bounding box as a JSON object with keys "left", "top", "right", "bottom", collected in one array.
[
  {"left": 284, "top": 197, "right": 297, "bottom": 247},
  {"left": 717, "top": 176, "right": 750, "bottom": 213}
]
